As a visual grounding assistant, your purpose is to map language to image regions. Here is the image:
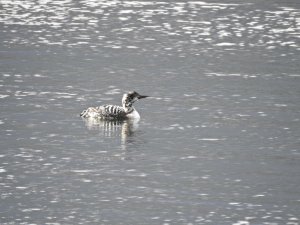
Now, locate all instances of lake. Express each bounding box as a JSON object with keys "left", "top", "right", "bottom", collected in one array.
[{"left": 0, "top": 0, "right": 300, "bottom": 224}]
